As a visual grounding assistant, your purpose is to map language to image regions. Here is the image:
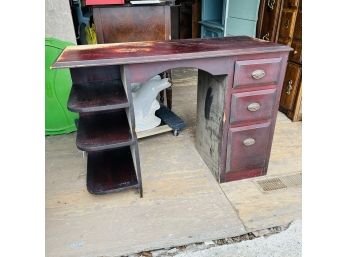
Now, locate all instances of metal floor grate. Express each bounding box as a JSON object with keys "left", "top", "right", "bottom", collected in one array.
[{"left": 255, "top": 173, "right": 302, "bottom": 193}]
